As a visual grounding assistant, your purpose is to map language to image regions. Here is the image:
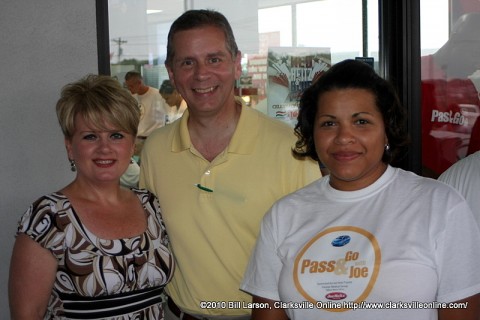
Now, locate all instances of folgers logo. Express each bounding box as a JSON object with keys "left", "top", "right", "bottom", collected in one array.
[
  {"left": 293, "top": 226, "right": 381, "bottom": 312},
  {"left": 326, "top": 292, "right": 347, "bottom": 300}
]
